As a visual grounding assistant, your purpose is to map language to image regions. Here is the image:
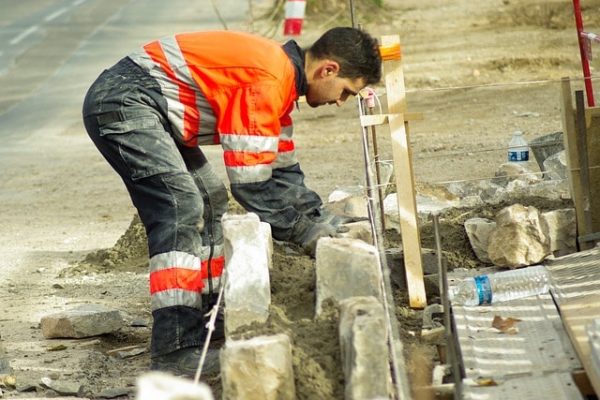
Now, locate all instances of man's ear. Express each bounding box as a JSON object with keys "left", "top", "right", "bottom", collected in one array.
[{"left": 318, "top": 60, "right": 340, "bottom": 78}]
